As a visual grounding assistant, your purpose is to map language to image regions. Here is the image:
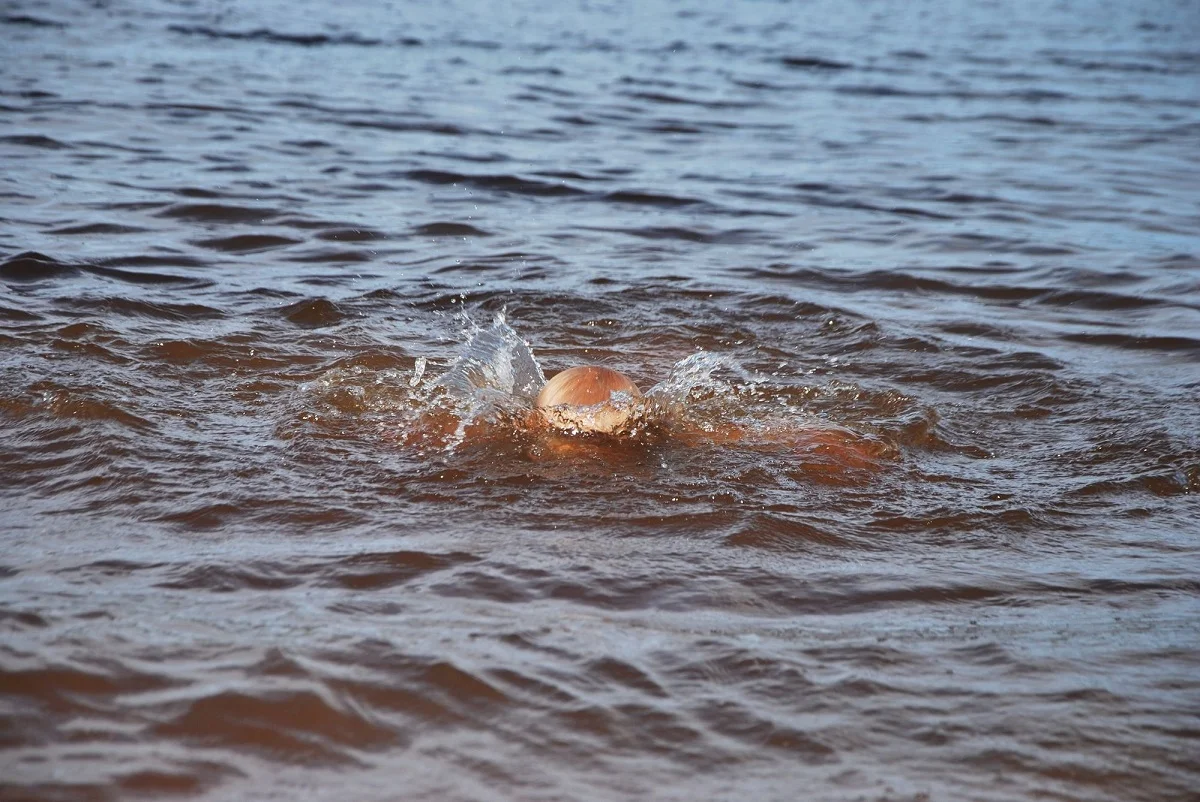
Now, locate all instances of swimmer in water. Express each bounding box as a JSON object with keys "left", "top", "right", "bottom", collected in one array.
[
  {"left": 530, "top": 364, "right": 890, "bottom": 470},
  {"left": 400, "top": 346, "right": 892, "bottom": 472}
]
